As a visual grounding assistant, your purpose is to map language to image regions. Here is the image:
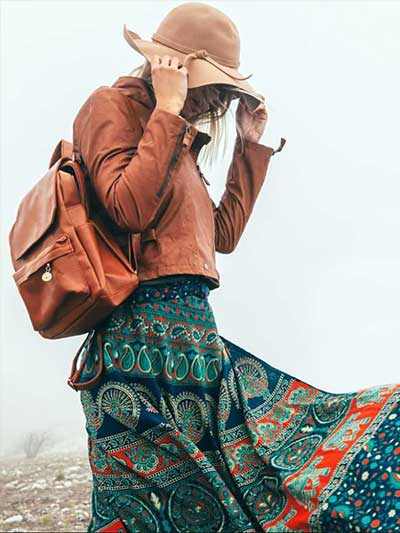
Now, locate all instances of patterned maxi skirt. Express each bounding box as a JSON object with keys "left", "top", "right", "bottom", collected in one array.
[{"left": 77, "top": 274, "right": 400, "bottom": 533}]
